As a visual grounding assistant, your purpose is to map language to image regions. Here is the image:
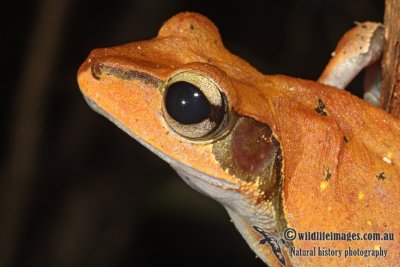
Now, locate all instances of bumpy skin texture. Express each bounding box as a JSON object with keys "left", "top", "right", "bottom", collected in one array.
[{"left": 78, "top": 13, "right": 400, "bottom": 266}]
